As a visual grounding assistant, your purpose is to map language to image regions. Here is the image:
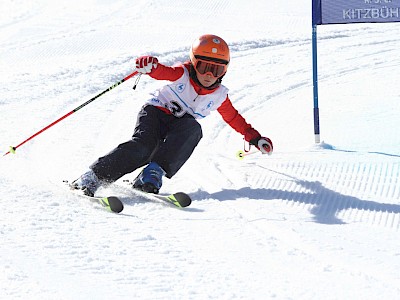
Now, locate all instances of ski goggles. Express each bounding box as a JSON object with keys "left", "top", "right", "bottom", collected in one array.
[{"left": 193, "top": 57, "right": 228, "bottom": 78}]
